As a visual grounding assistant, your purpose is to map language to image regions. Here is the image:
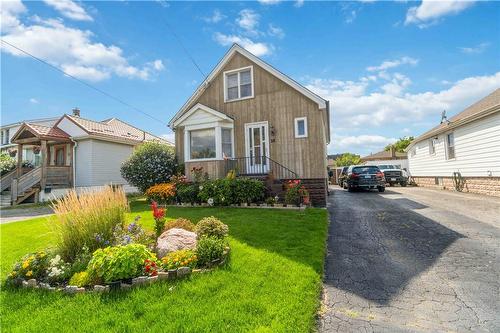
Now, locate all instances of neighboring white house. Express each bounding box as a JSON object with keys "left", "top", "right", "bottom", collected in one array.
[
  {"left": 407, "top": 88, "right": 500, "bottom": 197},
  {"left": 1, "top": 117, "right": 59, "bottom": 166},
  {"left": 1, "top": 109, "right": 173, "bottom": 205}
]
